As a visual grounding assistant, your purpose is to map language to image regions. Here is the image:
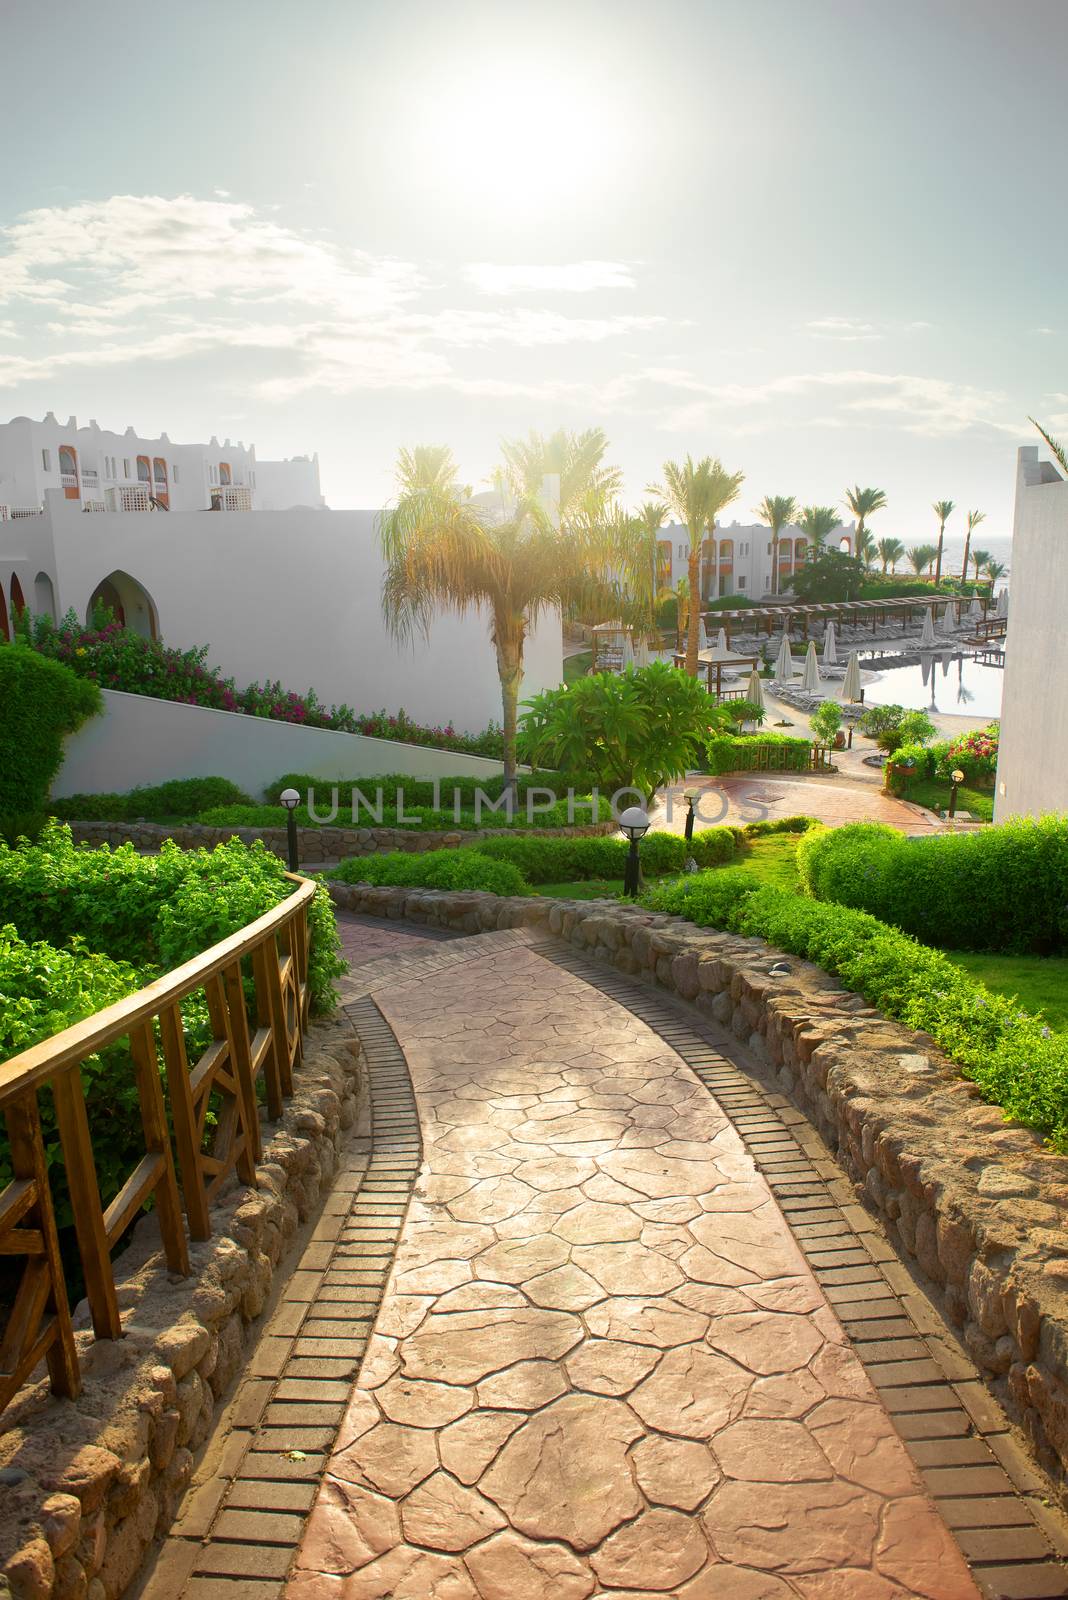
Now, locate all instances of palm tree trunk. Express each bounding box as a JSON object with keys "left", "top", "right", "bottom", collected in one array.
[
  {"left": 961, "top": 531, "right": 971, "bottom": 586},
  {"left": 495, "top": 625, "right": 524, "bottom": 798},
  {"left": 934, "top": 528, "right": 944, "bottom": 587},
  {"left": 685, "top": 542, "right": 701, "bottom": 675}
]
